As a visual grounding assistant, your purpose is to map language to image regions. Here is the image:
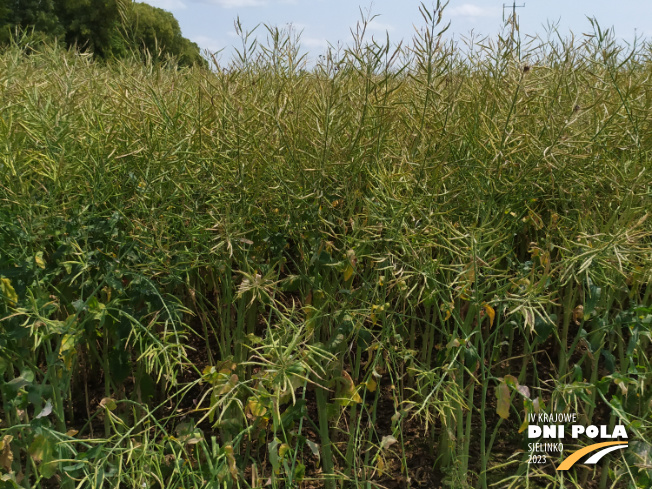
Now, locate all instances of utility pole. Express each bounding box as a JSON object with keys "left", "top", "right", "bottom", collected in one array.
[{"left": 503, "top": 2, "right": 525, "bottom": 41}]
